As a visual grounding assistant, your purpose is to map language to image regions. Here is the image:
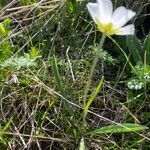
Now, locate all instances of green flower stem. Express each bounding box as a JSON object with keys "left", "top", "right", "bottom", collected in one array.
[
  {"left": 108, "top": 35, "right": 141, "bottom": 80},
  {"left": 83, "top": 33, "right": 106, "bottom": 117}
]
